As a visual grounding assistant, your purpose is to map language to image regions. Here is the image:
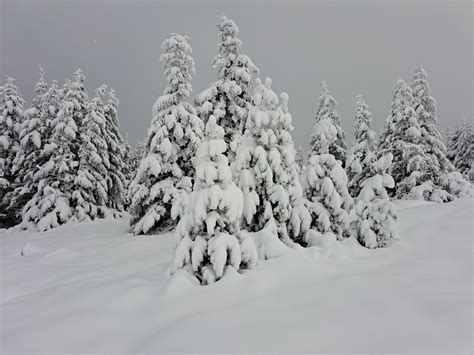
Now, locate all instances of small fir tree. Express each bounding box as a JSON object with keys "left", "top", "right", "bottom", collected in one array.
[
  {"left": 351, "top": 153, "right": 398, "bottom": 249},
  {"left": 346, "top": 95, "right": 378, "bottom": 198},
  {"left": 309, "top": 82, "right": 347, "bottom": 165},
  {"left": 171, "top": 115, "right": 258, "bottom": 285}
]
